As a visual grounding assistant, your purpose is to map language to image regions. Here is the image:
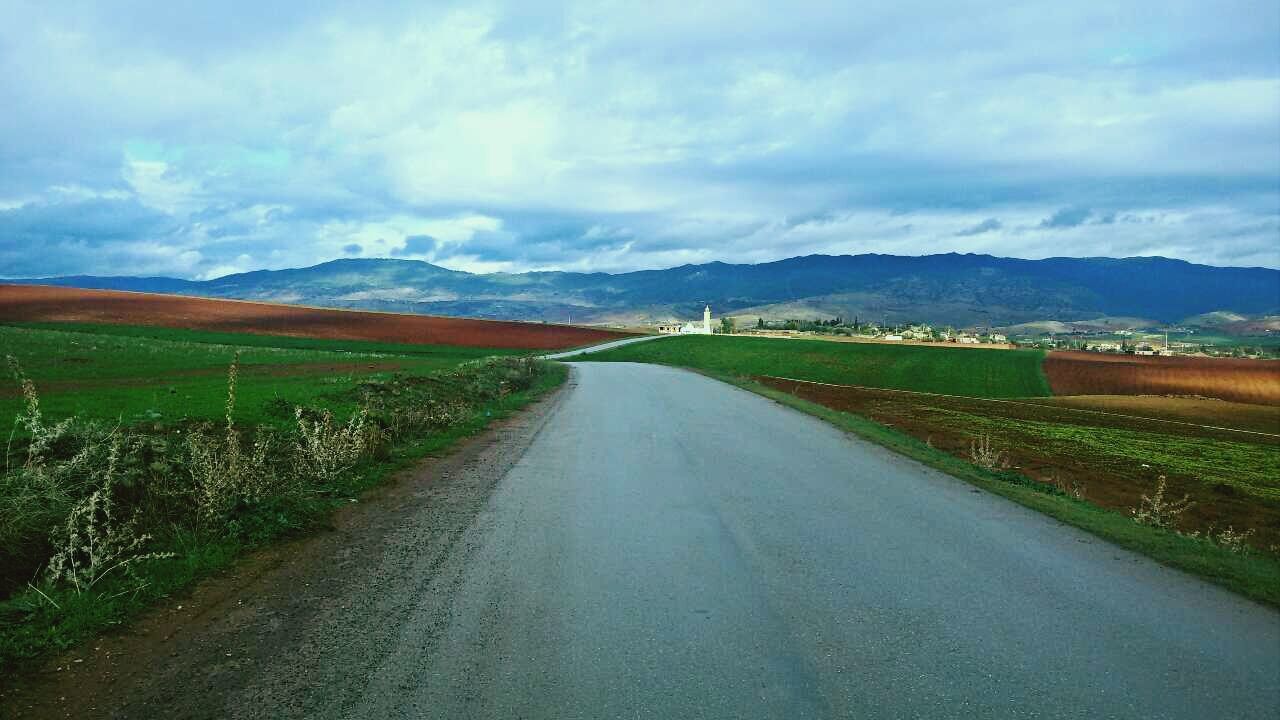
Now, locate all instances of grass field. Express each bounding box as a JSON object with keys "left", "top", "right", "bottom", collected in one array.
[
  {"left": 0, "top": 323, "right": 522, "bottom": 431},
  {"left": 0, "top": 320, "right": 567, "bottom": 672},
  {"left": 585, "top": 335, "right": 1052, "bottom": 398}
]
